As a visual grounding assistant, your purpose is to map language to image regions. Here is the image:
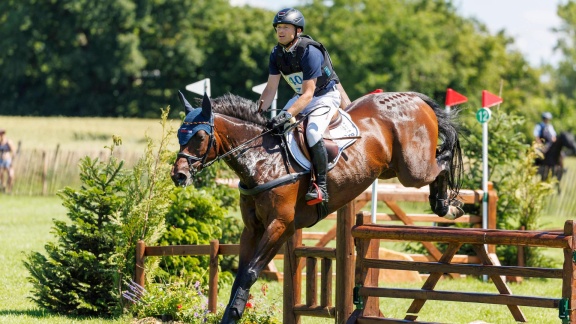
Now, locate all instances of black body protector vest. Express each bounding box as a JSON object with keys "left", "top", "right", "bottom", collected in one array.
[{"left": 274, "top": 35, "right": 339, "bottom": 95}]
